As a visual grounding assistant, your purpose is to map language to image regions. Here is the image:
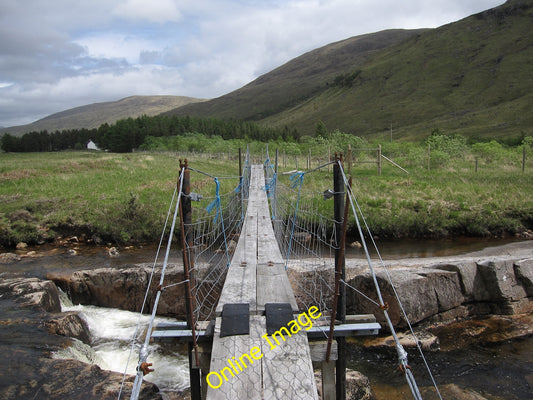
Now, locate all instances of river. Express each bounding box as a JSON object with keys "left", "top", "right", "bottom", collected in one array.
[
  {"left": 3, "top": 238, "right": 533, "bottom": 399},
  {"left": 55, "top": 296, "right": 533, "bottom": 399},
  {"left": 57, "top": 291, "right": 190, "bottom": 395}
]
